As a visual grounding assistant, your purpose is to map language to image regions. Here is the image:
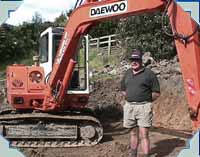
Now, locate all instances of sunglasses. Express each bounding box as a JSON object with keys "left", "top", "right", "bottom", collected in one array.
[{"left": 129, "top": 58, "right": 142, "bottom": 62}]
